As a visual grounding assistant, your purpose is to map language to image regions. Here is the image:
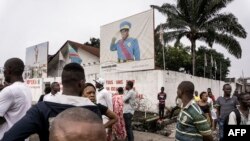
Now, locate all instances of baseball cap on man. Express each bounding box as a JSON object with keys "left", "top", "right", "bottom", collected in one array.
[
  {"left": 120, "top": 21, "right": 131, "bottom": 31},
  {"left": 94, "top": 78, "right": 105, "bottom": 85}
]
